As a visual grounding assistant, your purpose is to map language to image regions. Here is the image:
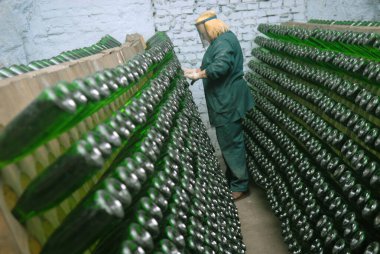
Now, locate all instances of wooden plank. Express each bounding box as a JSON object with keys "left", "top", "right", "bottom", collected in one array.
[
  {"left": 0, "top": 34, "right": 145, "bottom": 128},
  {"left": 282, "top": 21, "right": 380, "bottom": 34},
  {"left": 0, "top": 210, "right": 20, "bottom": 254},
  {"left": 0, "top": 33, "right": 146, "bottom": 254},
  {"left": 0, "top": 180, "right": 26, "bottom": 254},
  {"left": 126, "top": 33, "right": 147, "bottom": 50}
]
